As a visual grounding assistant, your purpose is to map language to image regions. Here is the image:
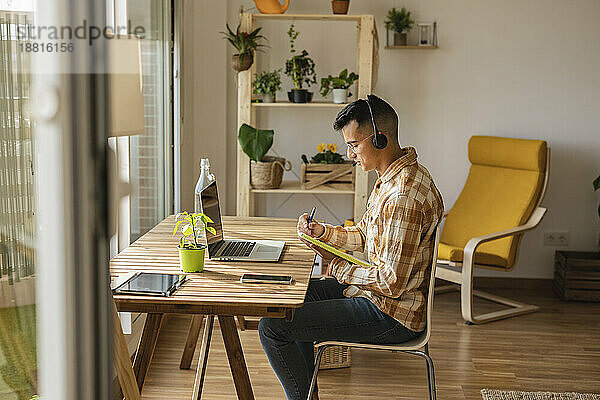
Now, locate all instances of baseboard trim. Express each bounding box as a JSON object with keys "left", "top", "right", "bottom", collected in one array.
[{"left": 436, "top": 277, "right": 553, "bottom": 290}]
